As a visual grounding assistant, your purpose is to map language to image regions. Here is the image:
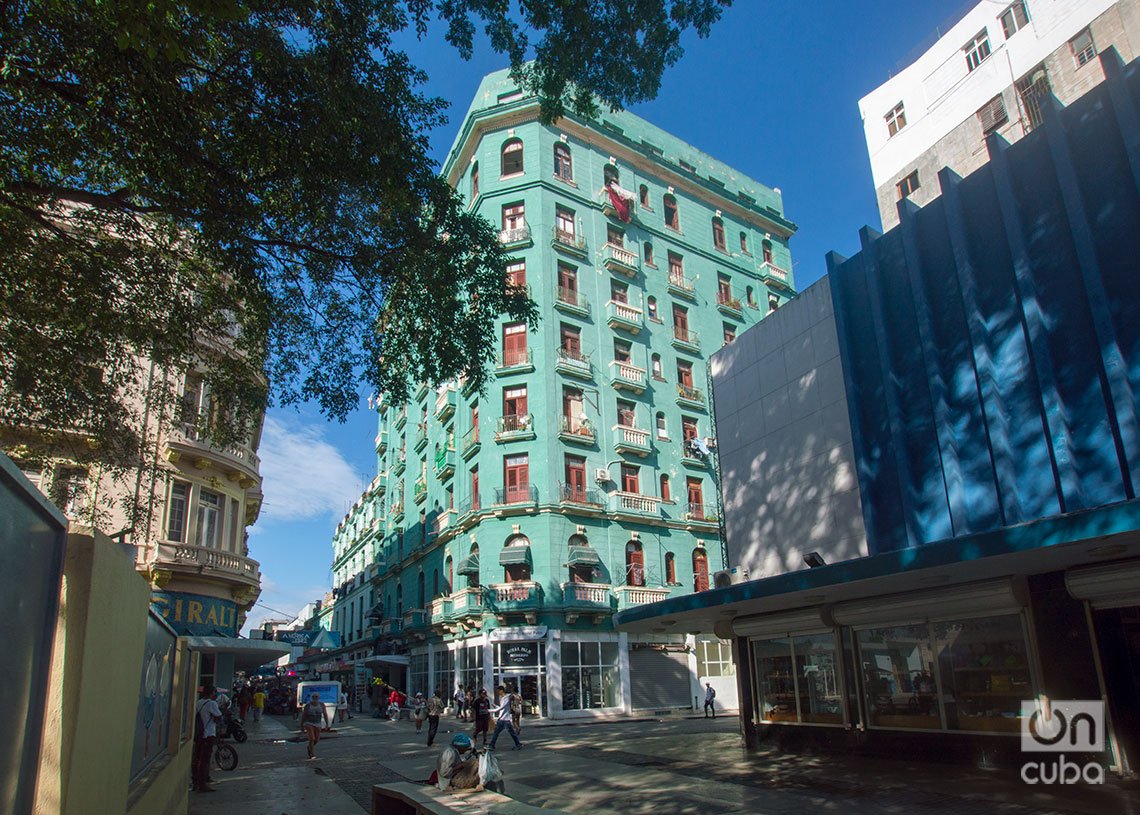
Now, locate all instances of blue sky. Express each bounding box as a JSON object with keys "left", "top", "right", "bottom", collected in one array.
[{"left": 244, "top": 0, "right": 970, "bottom": 631}]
